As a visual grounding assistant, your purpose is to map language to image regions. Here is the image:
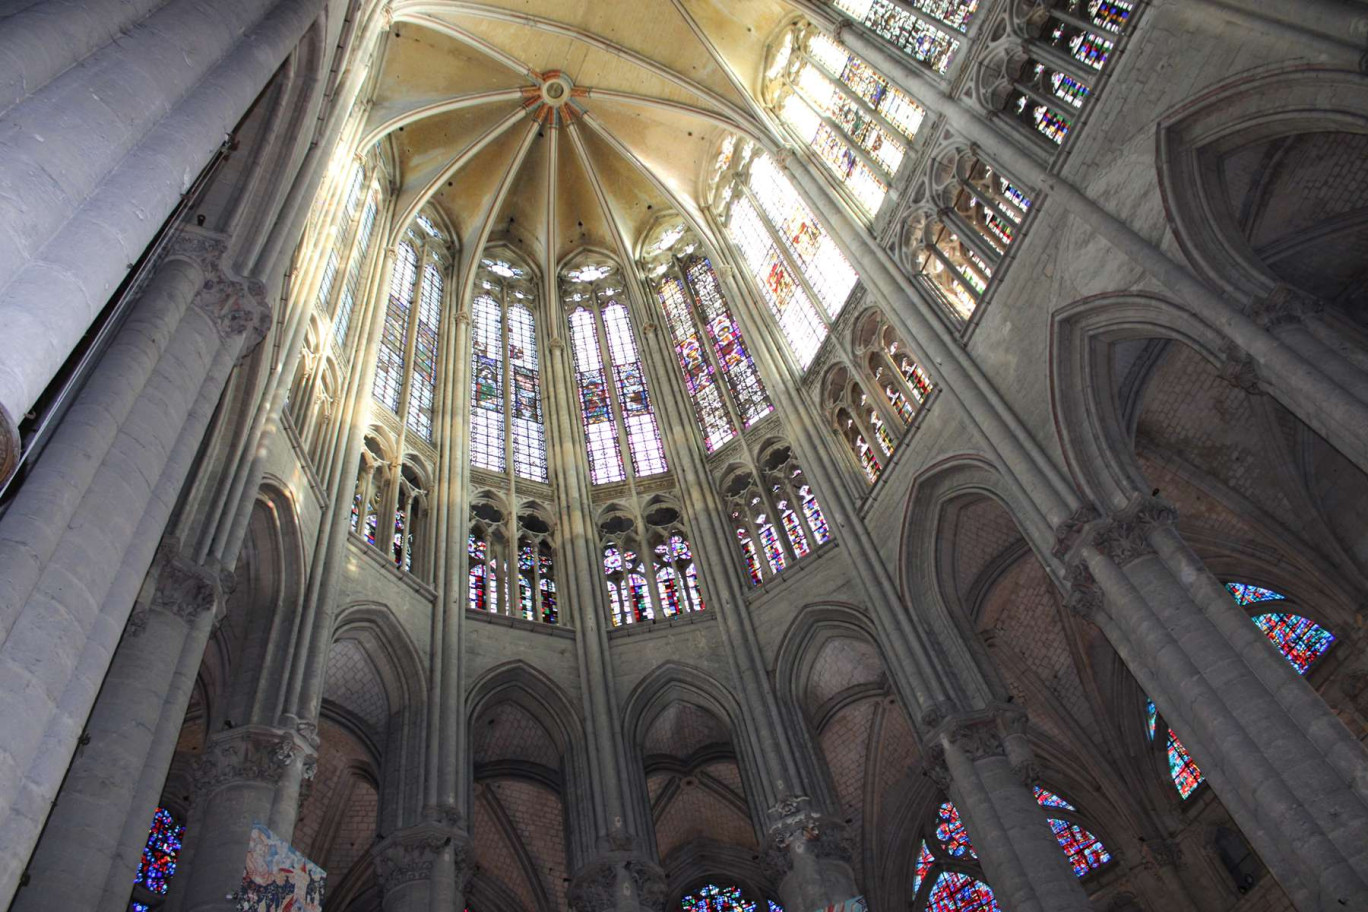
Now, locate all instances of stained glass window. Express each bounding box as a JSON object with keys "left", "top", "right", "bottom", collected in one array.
[
  {"left": 405, "top": 260, "right": 442, "bottom": 440},
  {"left": 1033, "top": 786, "right": 1073, "bottom": 809},
  {"left": 833, "top": 0, "right": 970, "bottom": 75},
  {"left": 807, "top": 34, "right": 926, "bottom": 140},
  {"left": 1225, "top": 582, "right": 1334, "bottom": 673},
  {"left": 1046, "top": 817, "right": 1112, "bottom": 876},
  {"left": 650, "top": 247, "right": 773, "bottom": 452},
  {"left": 538, "top": 541, "right": 558, "bottom": 624},
  {"left": 913, "top": 841, "right": 936, "bottom": 895},
  {"left": 926, "top": 871, "right": 999, "bottom": 912},
  {"left": 373, "top": 242, "right": 417, "bottom": 412},
  {"left": 934, "top": 801, "right": 976, "bottom": 857},
  {"left": 334, "top": 194, "right": 378, "bottom": 346},
  {"left": 566, "top": 268, "right": 669, "bottom": 484},
  {"left": 132, "top": 807, "right": 184, "bottom": 896},
  {"left": 682, "top": 883, "right": 759, "bottom": 912},
  {"left": 315, "top": 162, "right": 365, "bottom": 314},
  {"left": 472, "top": 294, "right": 505, "bottom": 472},
  {"left": 1168, "top": 731, "right": 1204, "bottom": 799},
  {"left": 728, "top": 197, "right": 828, "bottom": 367},
  {"left": 468, "top": 533, "right": 491, "bottom": 612},
  {"left": 749, "top": 155, "right": 859, "bottom": 319}
]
